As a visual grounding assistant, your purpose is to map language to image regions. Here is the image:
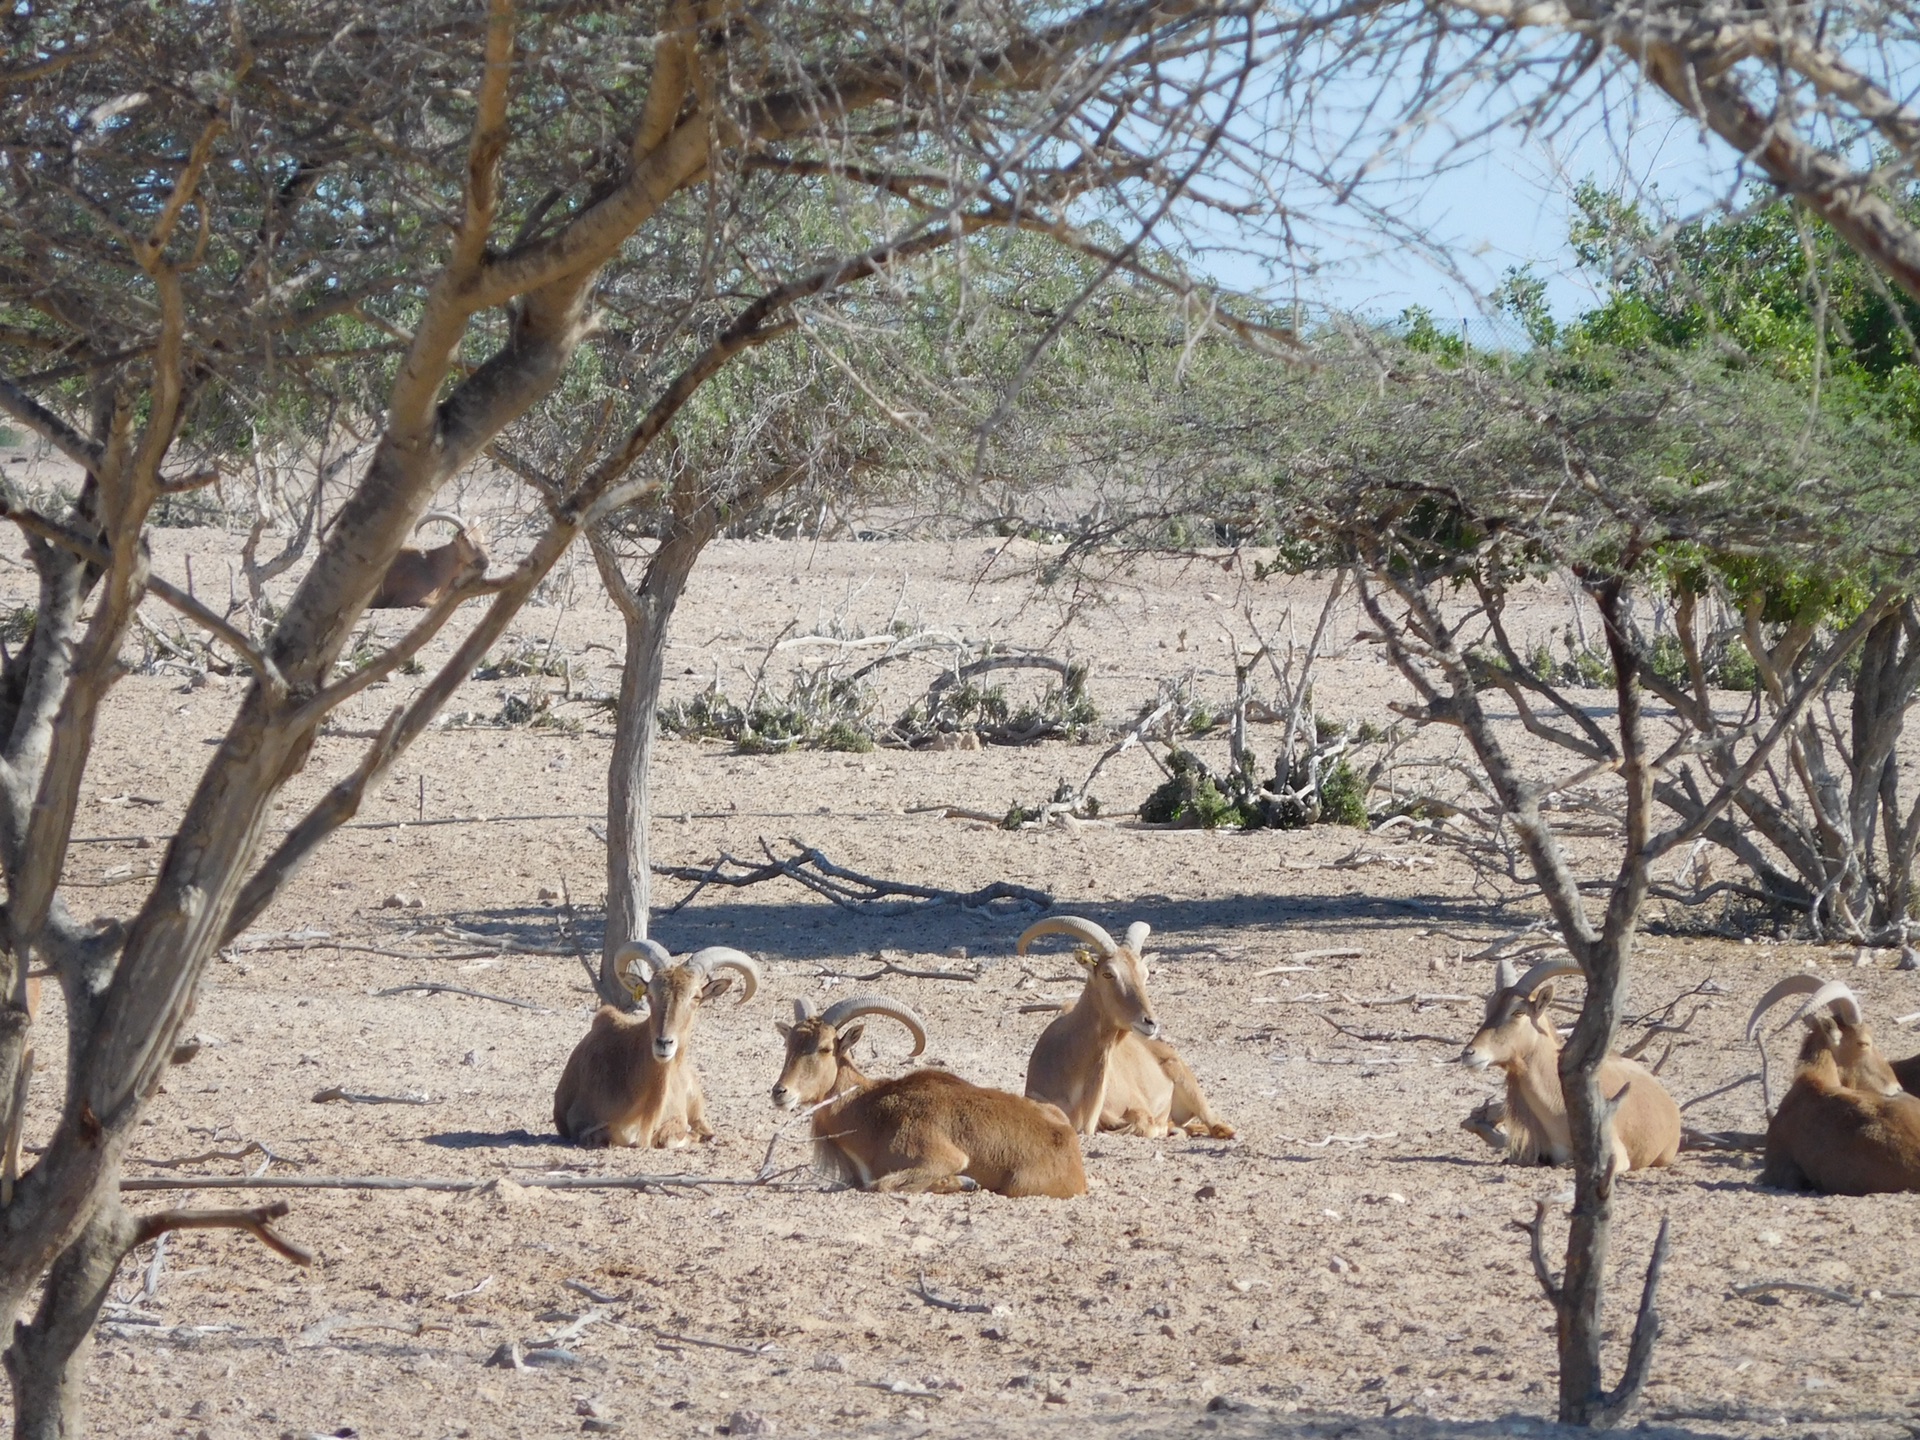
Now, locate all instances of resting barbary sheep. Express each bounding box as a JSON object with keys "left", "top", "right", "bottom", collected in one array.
[
  {"left": 553, "top": 940, "right": 759, "bottom": 1147},
  {"left": 1017, "top": 915, "right": 1232, "bottom": 1139},
  {"left": 369, "top": 512, "right": 487, "bottom": 608},
  {"left": 1461, "top": 955, "right": 1680, "bottom": 1172},
  {"left": 1748, "top": 976, "right": 1920, "bottom": 1194},
  {"left": 772, "top": 994, "right": 1085, "bottom": 1197}
]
